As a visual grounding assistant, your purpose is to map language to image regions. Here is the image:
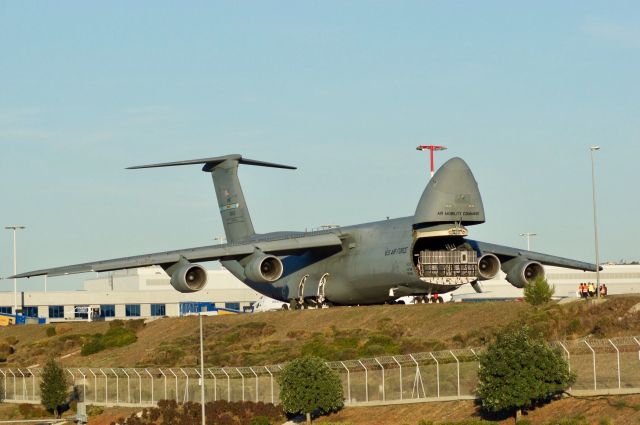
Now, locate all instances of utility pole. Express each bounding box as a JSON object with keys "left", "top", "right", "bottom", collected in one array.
[
  {"left": 416, "top": 145, "right": 447, "bottom": 177},
  {"left": 519, "top": 232, "right": 537, "bottom": 251},
  {"left": 5, "top": 225, "right": 26, "bottom": 315},
  {"left": 200, "top": 313, "right": 206, "bottom": 425},
  {"left": 590, "top": 146, "right": 601, "bottom": 298}
]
